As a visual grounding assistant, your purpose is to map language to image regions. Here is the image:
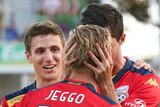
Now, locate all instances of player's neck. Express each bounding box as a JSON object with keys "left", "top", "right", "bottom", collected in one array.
[
  {"left": 112, "top": 56, "right": 126, "bottom": 76},
  {"left": 36, "top": 78, "right": 59, "bottom": 89},
  {"left": 69, "top": 71, "right": 98, "bottom": 91}
]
